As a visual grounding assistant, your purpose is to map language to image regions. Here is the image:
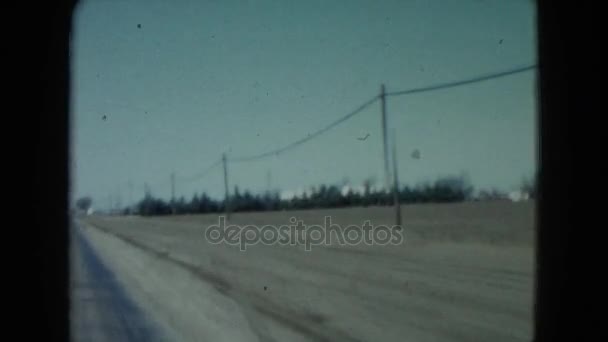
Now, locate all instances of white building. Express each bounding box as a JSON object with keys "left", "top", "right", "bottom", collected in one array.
[{"left": 508, "top": 190, "right": 530, "bottom": 202}]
